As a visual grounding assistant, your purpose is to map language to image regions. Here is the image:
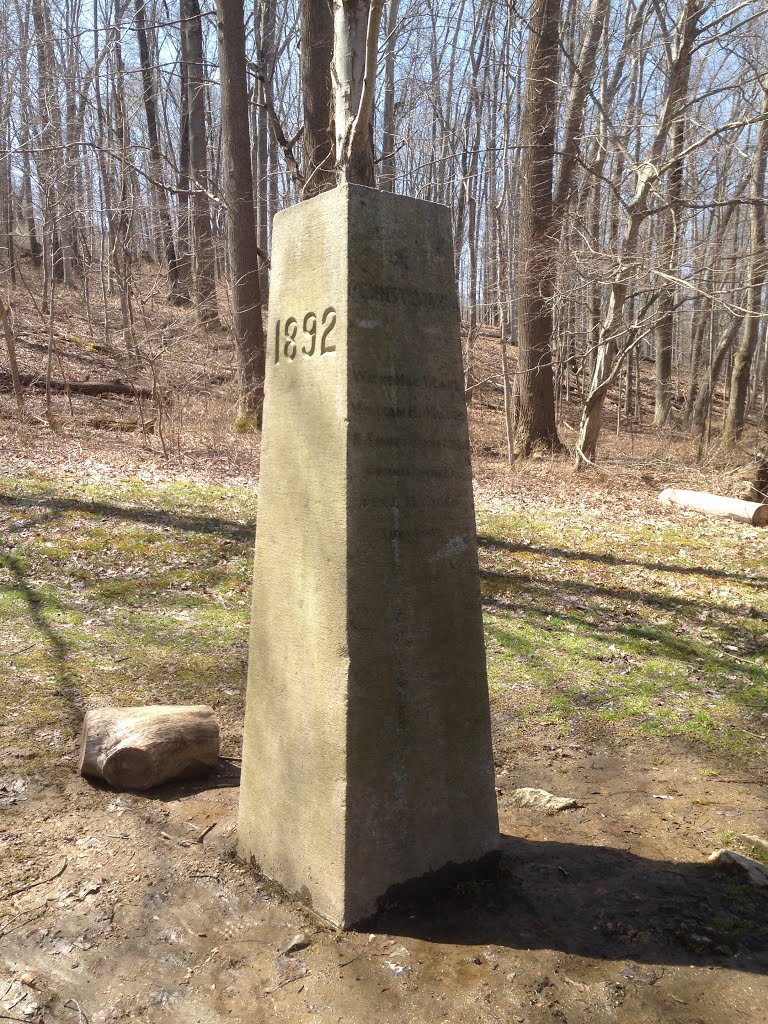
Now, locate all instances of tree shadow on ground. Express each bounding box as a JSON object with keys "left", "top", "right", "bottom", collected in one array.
[
  {"left": 377, "top": 834, "right": 768, "bottom": 974},
  {"left": 479, "top": 560, "right": 767, "bottom": 722},
  {"left": 478, "top": 535, "right": 768, "bottom": 590},
  {"left": 1, "top": 551, "right": 83, "bottom": 732},
  {"left": 2, "top": 489, "right": 253, "bottom": 735},
  {"left": 481, "top": 566, "right": 767, "bottom": 623},
  {"left": 0, "top": 493, "right": 255, "bottom": 543},
  {"left": 3, "top": 551, "right": 69, "bottom": 669}
]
